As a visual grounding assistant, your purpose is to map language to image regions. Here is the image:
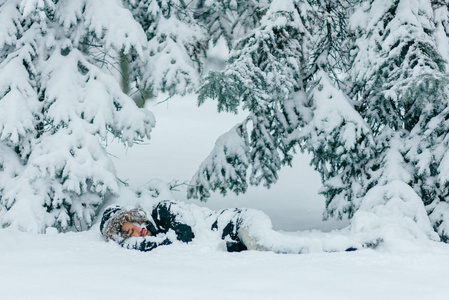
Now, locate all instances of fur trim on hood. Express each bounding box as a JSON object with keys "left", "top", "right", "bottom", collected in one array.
[{"left": 100, "top": 206, "right": 149, "bottom": 243}]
